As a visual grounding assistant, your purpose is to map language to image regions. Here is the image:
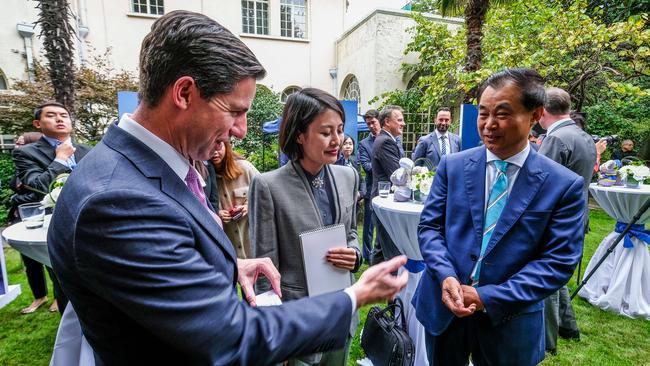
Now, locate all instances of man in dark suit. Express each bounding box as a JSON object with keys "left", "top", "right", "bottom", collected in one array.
[
  {"left": 12, "top": 101, "right": 91, "bottom": 314},
  {"left": 413, "top": 68, "right": 585, "bottom": 365},
  {"left": 358, "top": 109, "right": 381, "bottom": 262},
  {"left": 370, "top": 105, "right": 406, "bottom": 264},
  {"left": 412, "top": 107, "right": 461, "bottom": 168},
  {"left": 48, "top": 11, "right": 407, "bottom": 365},
  {"left": 538, "top": 87, "right": 596, "bottom": 352}
]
